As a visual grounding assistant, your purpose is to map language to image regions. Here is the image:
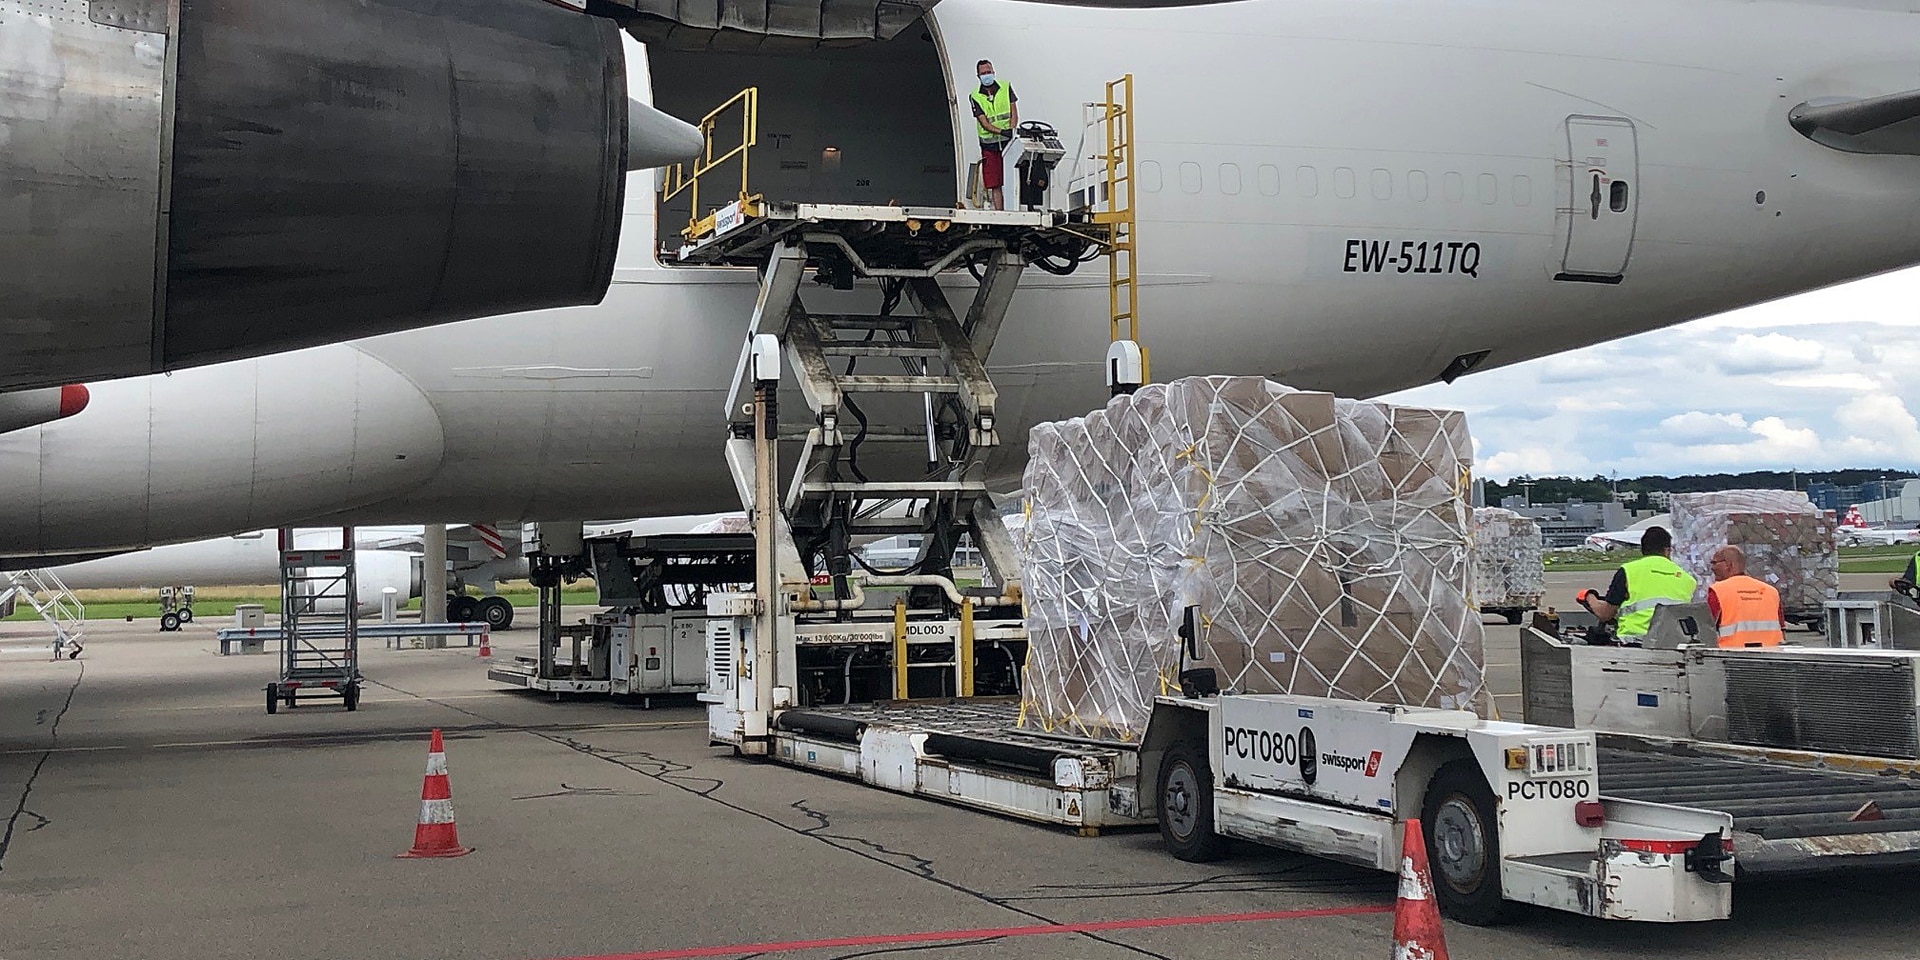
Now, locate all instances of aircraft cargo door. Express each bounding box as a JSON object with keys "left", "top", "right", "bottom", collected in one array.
[{"left": 1558, "top": 116, "right": 1638, "bottom": 283}]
